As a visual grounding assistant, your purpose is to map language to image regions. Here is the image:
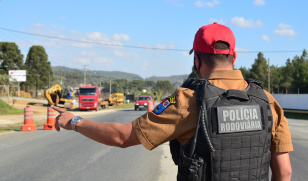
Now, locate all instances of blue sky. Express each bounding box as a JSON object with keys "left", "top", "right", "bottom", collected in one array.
[{"left": 0, "top": 0, "right": 307, "bottom": 78}]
